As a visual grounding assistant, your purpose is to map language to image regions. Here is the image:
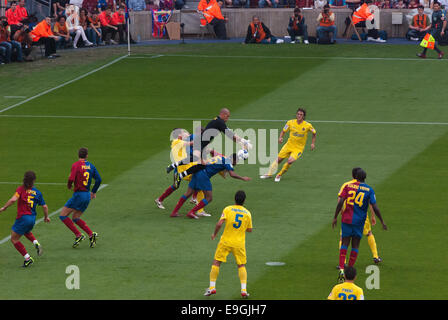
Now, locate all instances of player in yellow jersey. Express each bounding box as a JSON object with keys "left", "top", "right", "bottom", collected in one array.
[
  {"left": 337, "top": 168, "right": 382, "bottom": 266},
  {"left": 260, "top": 108, "right": 316, "bottom": 182},
  {"left": 328, "top": 266, "right": 364, "bottom": 300},
  {"left": 204, "top": 190, "right": 253, "bottom": 298},
  {"left": 155, "top": 128, "right": 210, "bottom": 216}
]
